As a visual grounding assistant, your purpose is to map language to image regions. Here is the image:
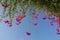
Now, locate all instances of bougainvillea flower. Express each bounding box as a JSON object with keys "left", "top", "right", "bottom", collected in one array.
[
  {"left": 56, "top": 32, "right": 60, "bottom": 35},
  {"left": 16, "top": 16, "right": 24, "bottom": 22},
  {"left": 50, "top": 20, "right": 55, "bottom": 26},
  {"left": 50, "top": 19, "right": 56, "bottom": 26},
  {"left": 4, "top": 20, "right": 12, "bottom": 27},
  {"left": 1, "top": 3, "right": 6, "bottom": 8},
  {"left": 4, "top": 20, "right": 9, "bottom": 24},
  {"left": 42, "top": 17, "right": 47, "bottom": 20},
  {"left": 55, "top": 19, "right": 60, "bottom": 25},
  {"left": 26, "top": 32, "right": 31, "bottom": 36},
  {"left": 16, "top": 16, "right": 21, "bottom": 22},
  {"left": 56, "top": 28, "right": 60, "bottom": 35},
  {"left": 15, "top": 15, "right": 25, "bottom": 25},
  {"left": 50, "top": 21, "right": 54, "bottom": 26},
  {"left": 8, "top": 23, "right": 12, "bottom": 27},
  {"left": 32, "top": 11, "right": 39, "bottom": 20},
  {"left": 42, "top": 15, "right": 48, "bottom": 20},
  {"left": 32, "top": 14, "right": 39, "bottom": 20},
  {"left": 32, "top": 11, "right": 35, "bottom": 15},
  {"left": 56, "top": 28, "right": 59, "bottom": 32},
  {"left": 33, "top": 22, "right": 38, "bottom": 26},
  {"left": 33, "top": 14, "right": 38, "bottom": 20},
  {"left": 8, "top": 22, "right": 12, "bottom": 27}
]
